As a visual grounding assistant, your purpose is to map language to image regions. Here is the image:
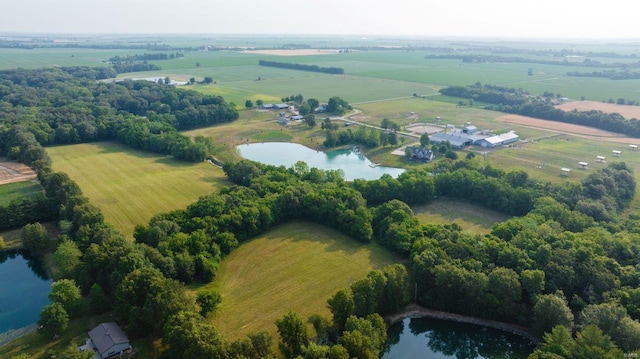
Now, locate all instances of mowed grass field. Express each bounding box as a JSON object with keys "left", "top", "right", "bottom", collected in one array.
[
  {"left": 46, "top": 142, "right": 228, "bottom": 236},
  {"left": 0, "top": 181, "right": 43, "bottom": 206},
  {"left": 209, "top": 220, "right": 401, "bottom": 342},
  {"left": 412, "top": 198, "right": 511, "bottom": 234}
]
